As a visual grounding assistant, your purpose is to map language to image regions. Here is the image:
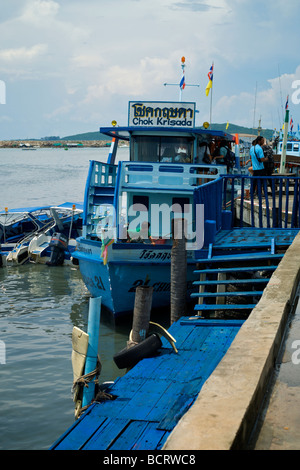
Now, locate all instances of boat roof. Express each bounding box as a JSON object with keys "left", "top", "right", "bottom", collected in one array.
[
  {"left": 99, "top": 126, "right": 236, "bottom": 142},
  {"left": 0, "top": 202, "right": 83, "bottom": 215}
]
